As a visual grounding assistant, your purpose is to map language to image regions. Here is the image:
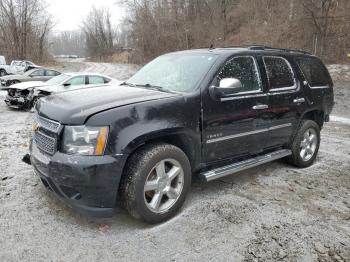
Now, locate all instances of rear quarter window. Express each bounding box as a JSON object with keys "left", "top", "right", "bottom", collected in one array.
[{"left": 296, "top": 57, "right": 332, "bottom": 87}]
